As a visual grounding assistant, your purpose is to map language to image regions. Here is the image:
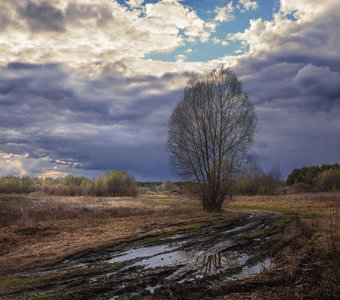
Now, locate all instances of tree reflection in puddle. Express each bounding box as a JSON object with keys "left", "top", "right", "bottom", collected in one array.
[{"left": 200, "top": 251, "right": 249, "bottom": 273}]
